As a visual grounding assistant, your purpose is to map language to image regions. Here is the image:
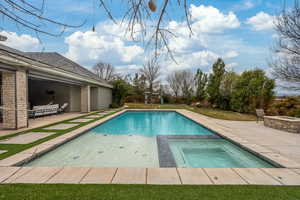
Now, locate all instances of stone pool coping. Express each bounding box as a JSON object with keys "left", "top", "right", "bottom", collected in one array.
[
  {"left": 1, "top": 167, "right": 300, "bottom": 185},
  {"left": 0, "top": 109, "right": 300, "bottom": 185}
]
